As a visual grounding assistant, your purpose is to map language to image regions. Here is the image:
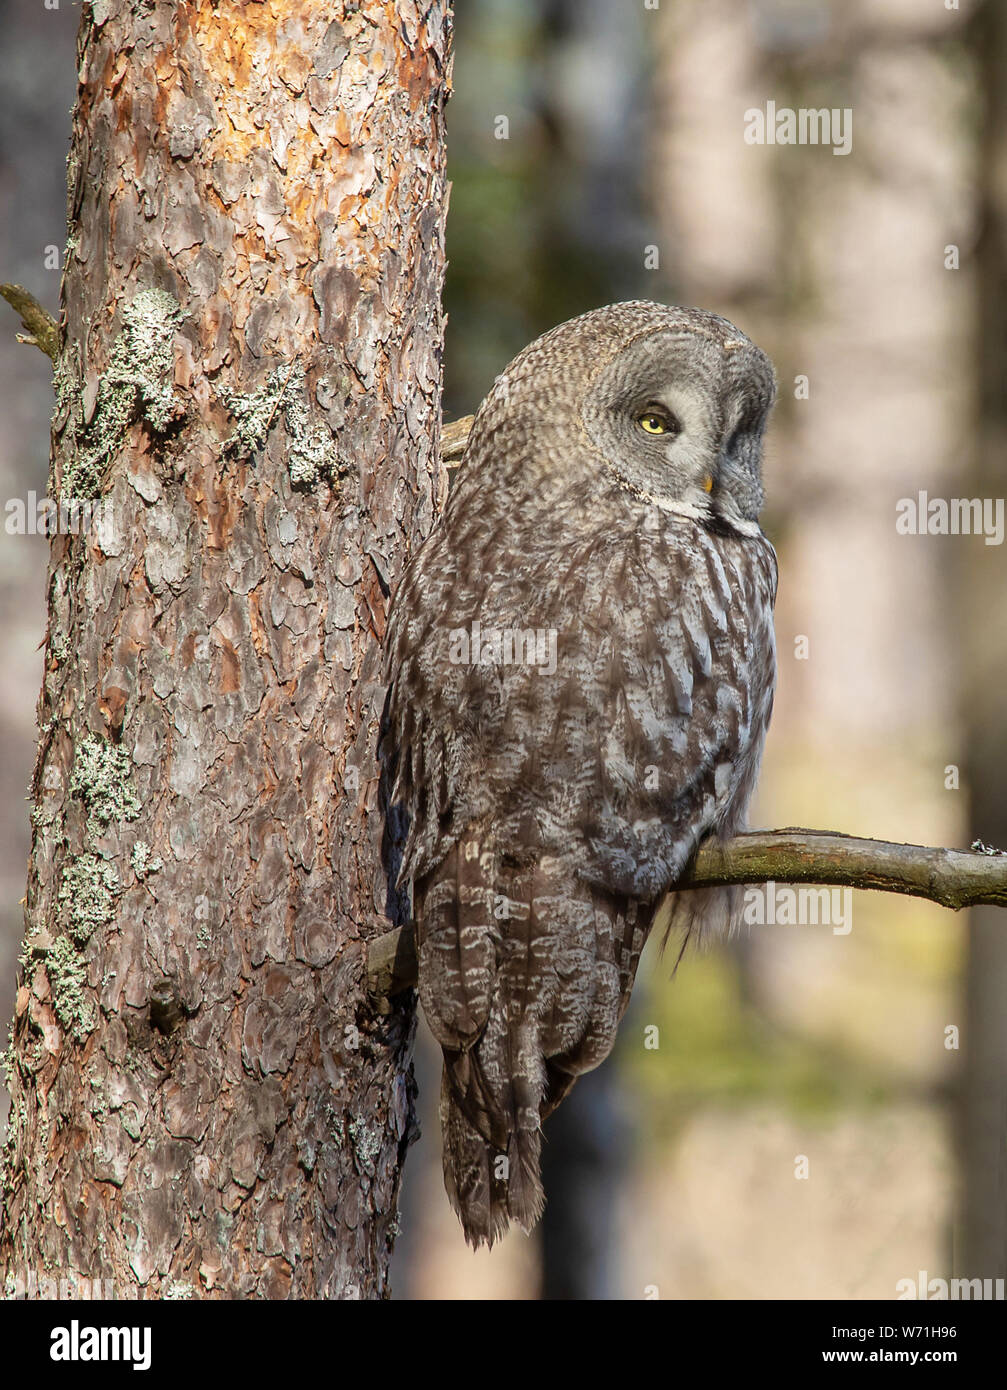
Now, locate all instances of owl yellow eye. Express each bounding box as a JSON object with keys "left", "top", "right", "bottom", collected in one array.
[
  {"left": 638, "top": 410, "right": 673, "bottom": 435},
  {"left": 702, "top": 473, "right": 714, "bottom": 493}
]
